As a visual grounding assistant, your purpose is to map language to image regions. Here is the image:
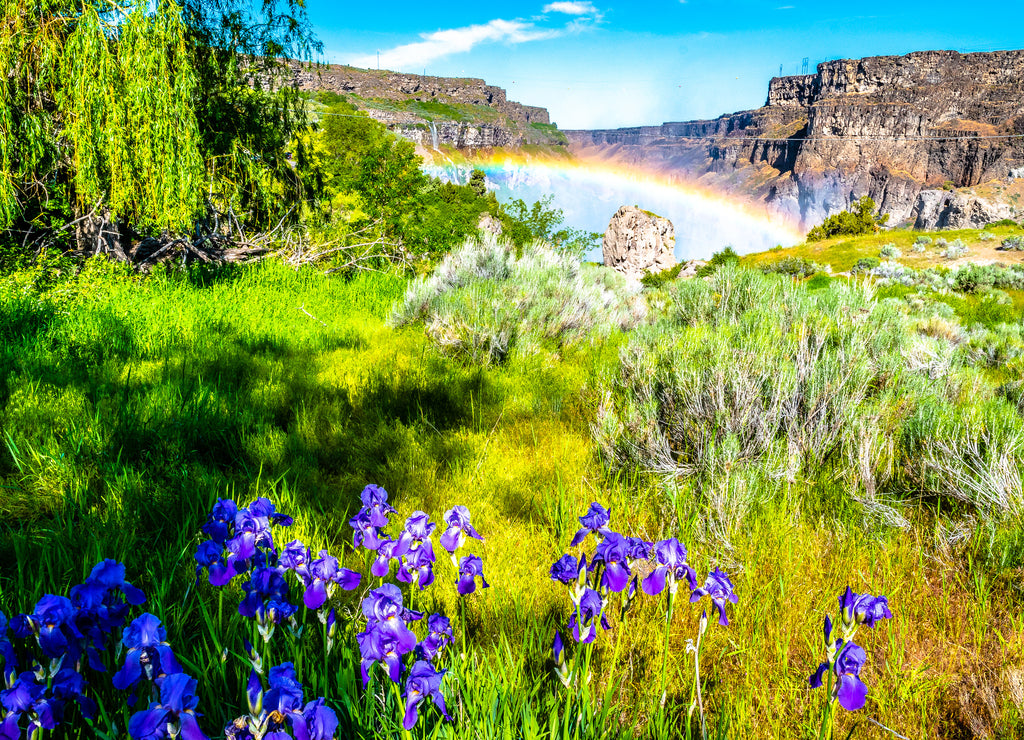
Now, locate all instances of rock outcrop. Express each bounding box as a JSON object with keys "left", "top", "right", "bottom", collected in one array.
[
  {"left": 567, "top": 50, "right": 1024, "bottom": 229},
  {"left": 282, "top": 60, "right": 559, "bottom": 151},
  {"left": 912, "top": 190, "right": 1015, "bottom": 230},
  {"left": 602, "top": 206, "right": 677, "bottom": 280}
]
